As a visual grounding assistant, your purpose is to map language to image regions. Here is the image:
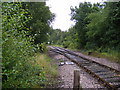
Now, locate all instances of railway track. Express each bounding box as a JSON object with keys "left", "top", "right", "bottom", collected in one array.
[{"left": 49, "top": 46, "right": 120, "bottom": 90}]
